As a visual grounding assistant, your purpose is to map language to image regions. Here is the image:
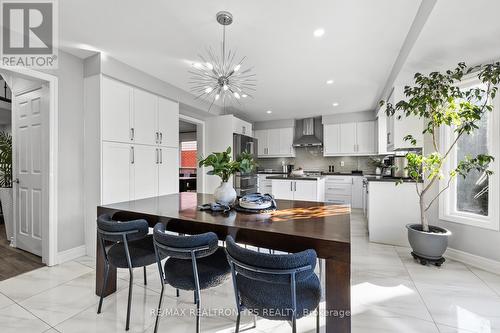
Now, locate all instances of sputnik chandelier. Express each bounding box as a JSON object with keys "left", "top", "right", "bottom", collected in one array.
[{"left": 189, "top": 11, "right": 256, "bottom": 111}]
